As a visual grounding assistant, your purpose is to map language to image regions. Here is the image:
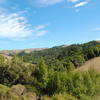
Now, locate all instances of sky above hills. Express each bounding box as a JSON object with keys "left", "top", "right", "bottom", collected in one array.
[{"left": 0, "top": 0, "right": 100, "bottom": 50}]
